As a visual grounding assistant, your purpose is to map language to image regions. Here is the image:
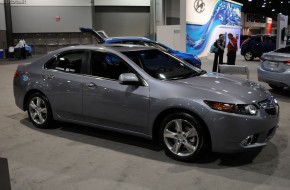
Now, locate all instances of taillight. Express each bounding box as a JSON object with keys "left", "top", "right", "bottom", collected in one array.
[
  {"left": 14, "top": 71, "right": 20, "bottom": 79},
  {"left": 283, "top": 61, "right": 290, "bottom": 65},
  {"left": 260, "top": 57, "right": 265, "bottom": 62}
]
